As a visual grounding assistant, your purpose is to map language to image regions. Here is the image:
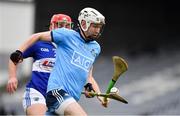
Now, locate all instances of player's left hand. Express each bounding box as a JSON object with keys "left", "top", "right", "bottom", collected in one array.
[{"left": 97, "top": 96, "right": 110, "bottom": 108}]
